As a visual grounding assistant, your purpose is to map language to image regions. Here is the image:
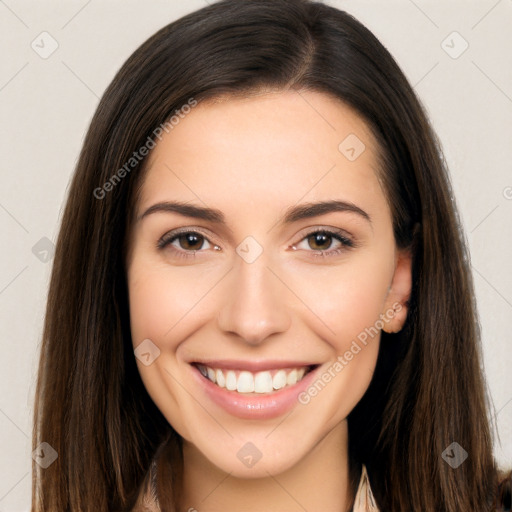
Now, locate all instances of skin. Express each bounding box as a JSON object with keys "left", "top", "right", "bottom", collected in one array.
[{"left": 126, "top": 89, "right": 411, "bottom": 512}]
